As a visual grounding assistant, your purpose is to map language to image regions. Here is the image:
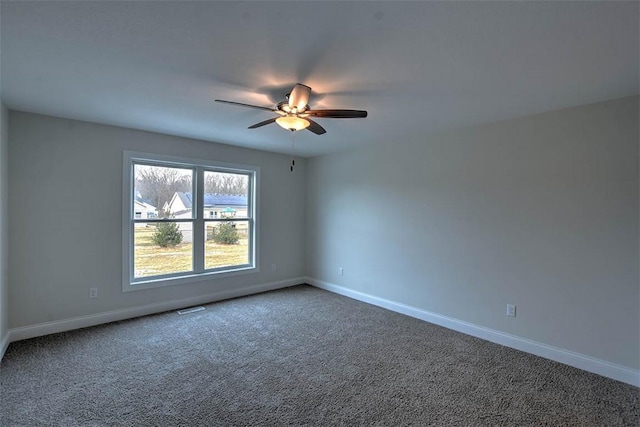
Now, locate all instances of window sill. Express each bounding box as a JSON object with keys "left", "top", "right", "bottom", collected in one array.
[{"left": 123, "top": 265, "right": 258, "bottom": 292}]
